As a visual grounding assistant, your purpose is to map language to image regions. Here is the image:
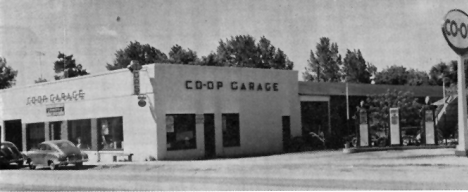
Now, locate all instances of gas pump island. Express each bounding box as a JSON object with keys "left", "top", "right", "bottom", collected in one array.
[{"left": 442, "top": 9, "right": 468, "bottom": 156}]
